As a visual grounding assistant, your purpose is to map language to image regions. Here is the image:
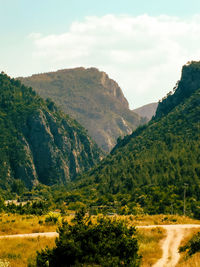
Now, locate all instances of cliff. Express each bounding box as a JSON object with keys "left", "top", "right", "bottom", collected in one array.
[
  {"left": 19, "top": 67, "right": 145, "bottom": 152},
  {"left": 0, "top": 73, "right": 103, "bottom": 188}
]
